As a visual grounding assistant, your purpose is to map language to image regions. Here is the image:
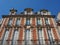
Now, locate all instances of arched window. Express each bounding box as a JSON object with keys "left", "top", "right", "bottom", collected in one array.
[
  {"left": 2, "top": 29, "right": 9, "bottom": 45},
  {"left": 25, "top": 29, "right": 32, "bottom": 45},
  {"left": 16, "top": 18, "right": 20, "bottom": 26},
  {"left": 12, "top": 29, "right": 19, "bottom": 45}
]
